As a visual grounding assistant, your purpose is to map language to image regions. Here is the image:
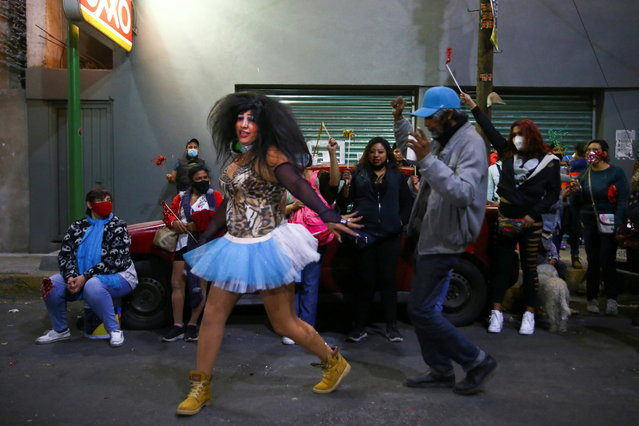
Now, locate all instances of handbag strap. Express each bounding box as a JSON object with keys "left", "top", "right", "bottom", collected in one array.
[{"left": 526, "top": 153, "right": 558, "bottom": 181}]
